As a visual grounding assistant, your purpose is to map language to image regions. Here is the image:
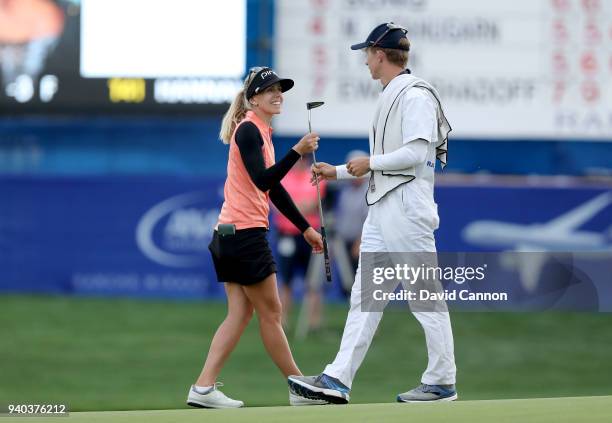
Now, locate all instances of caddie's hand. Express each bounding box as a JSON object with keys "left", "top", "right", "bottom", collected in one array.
[
  {"left": 346, "top": 157, "right": 371, "bottom": 177},
  {"left": 310, "top": 162, "right": 336, "bottom": 185},
  {"left": 293, "top": 133, "right": 319, "bottom": 156}
]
